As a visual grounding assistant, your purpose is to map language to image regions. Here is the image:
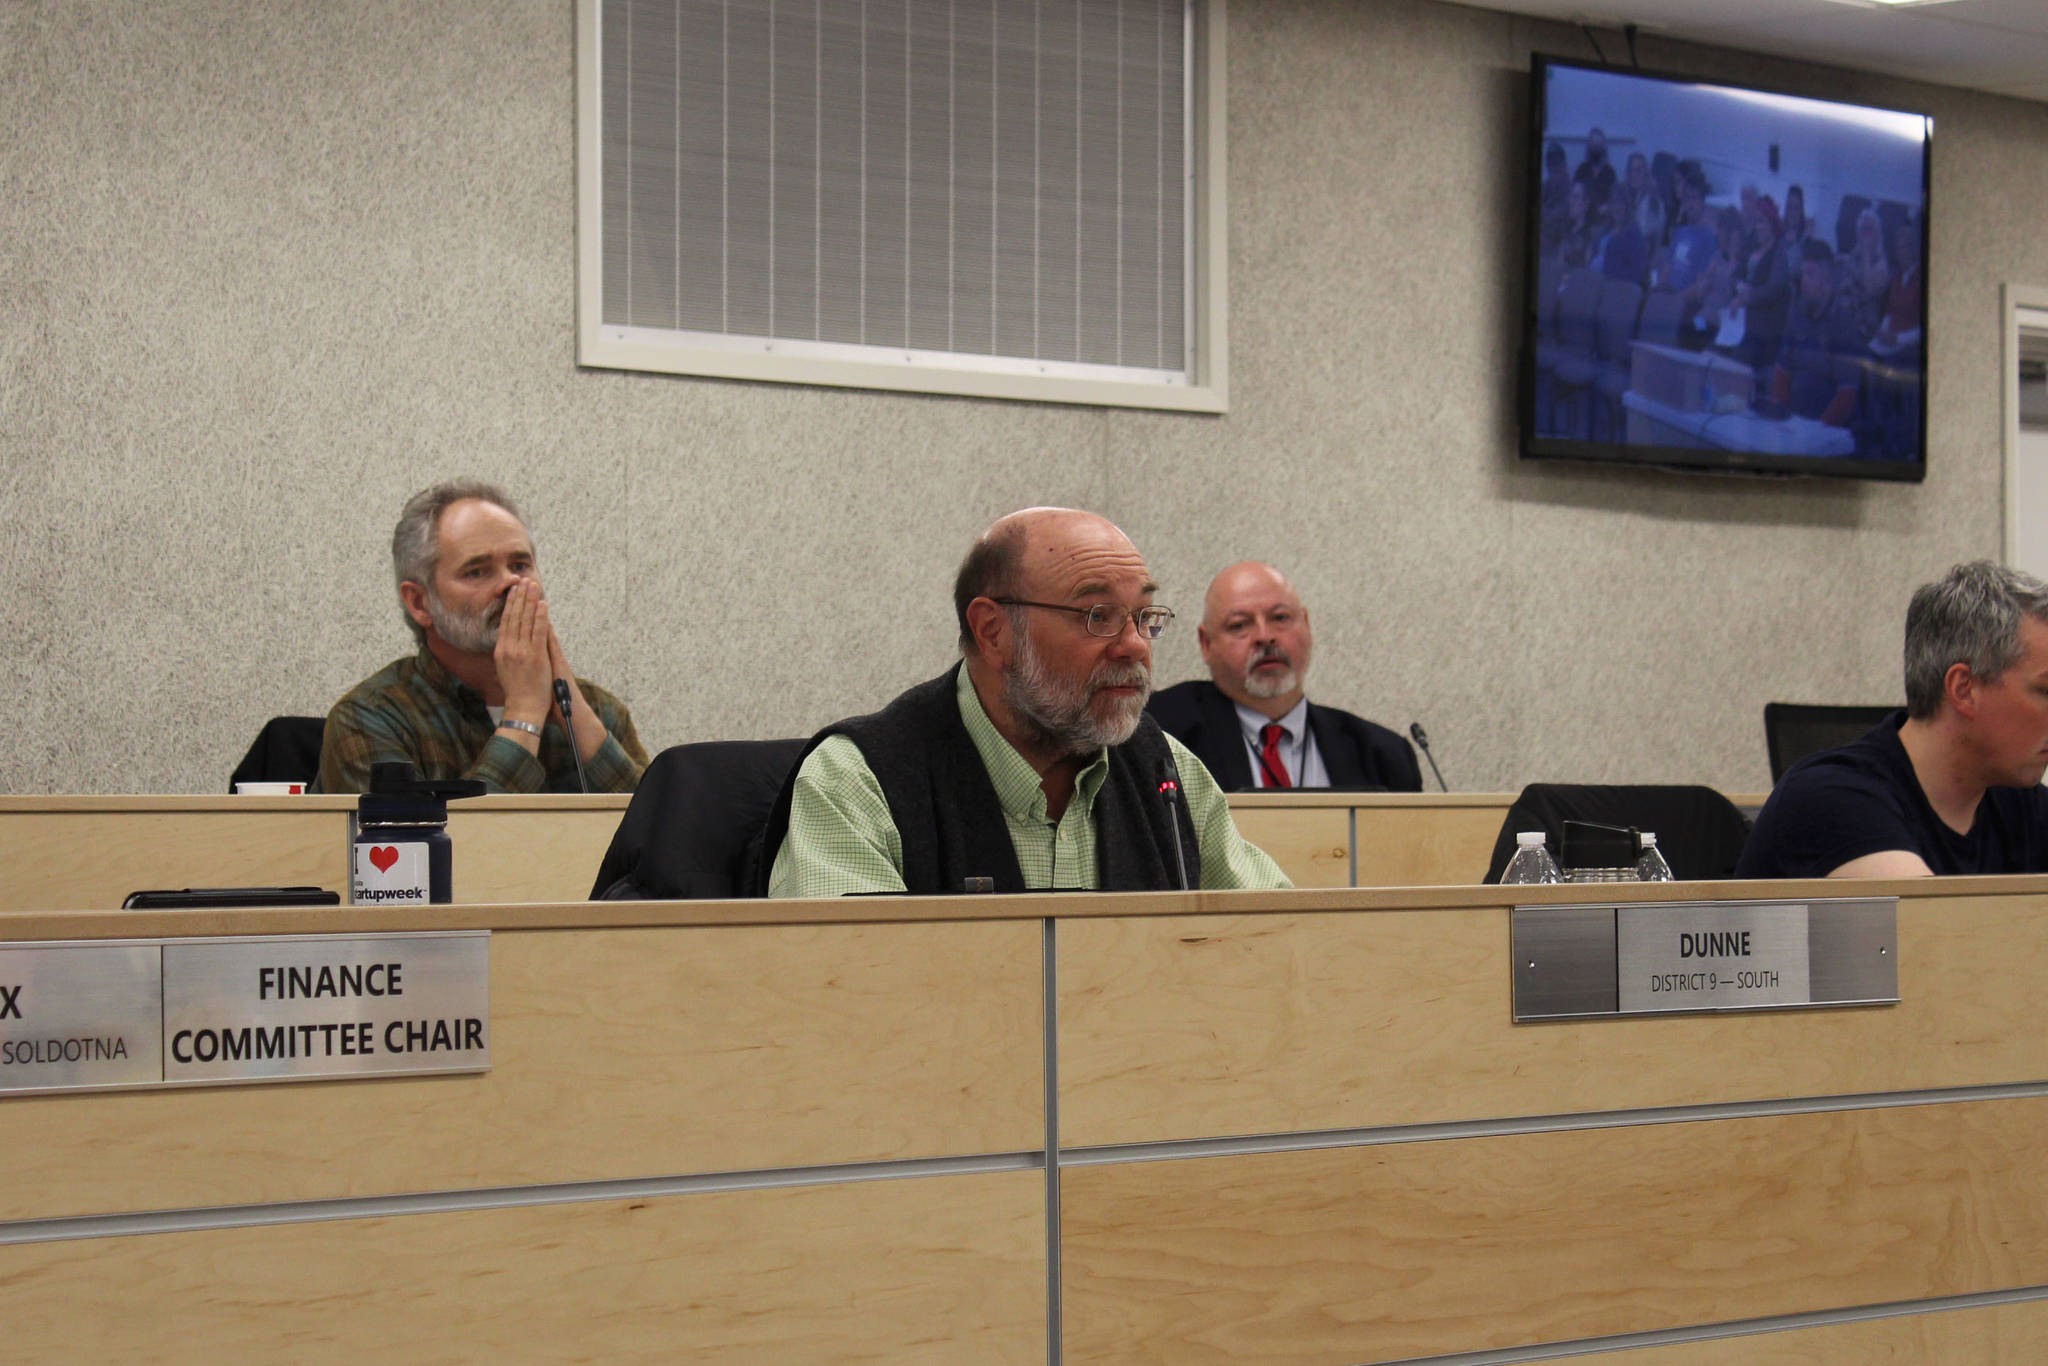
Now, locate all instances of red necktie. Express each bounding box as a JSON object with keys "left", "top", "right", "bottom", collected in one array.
[{"left": 1259, "top": 723, "right": 1293, "bottom": 789}]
